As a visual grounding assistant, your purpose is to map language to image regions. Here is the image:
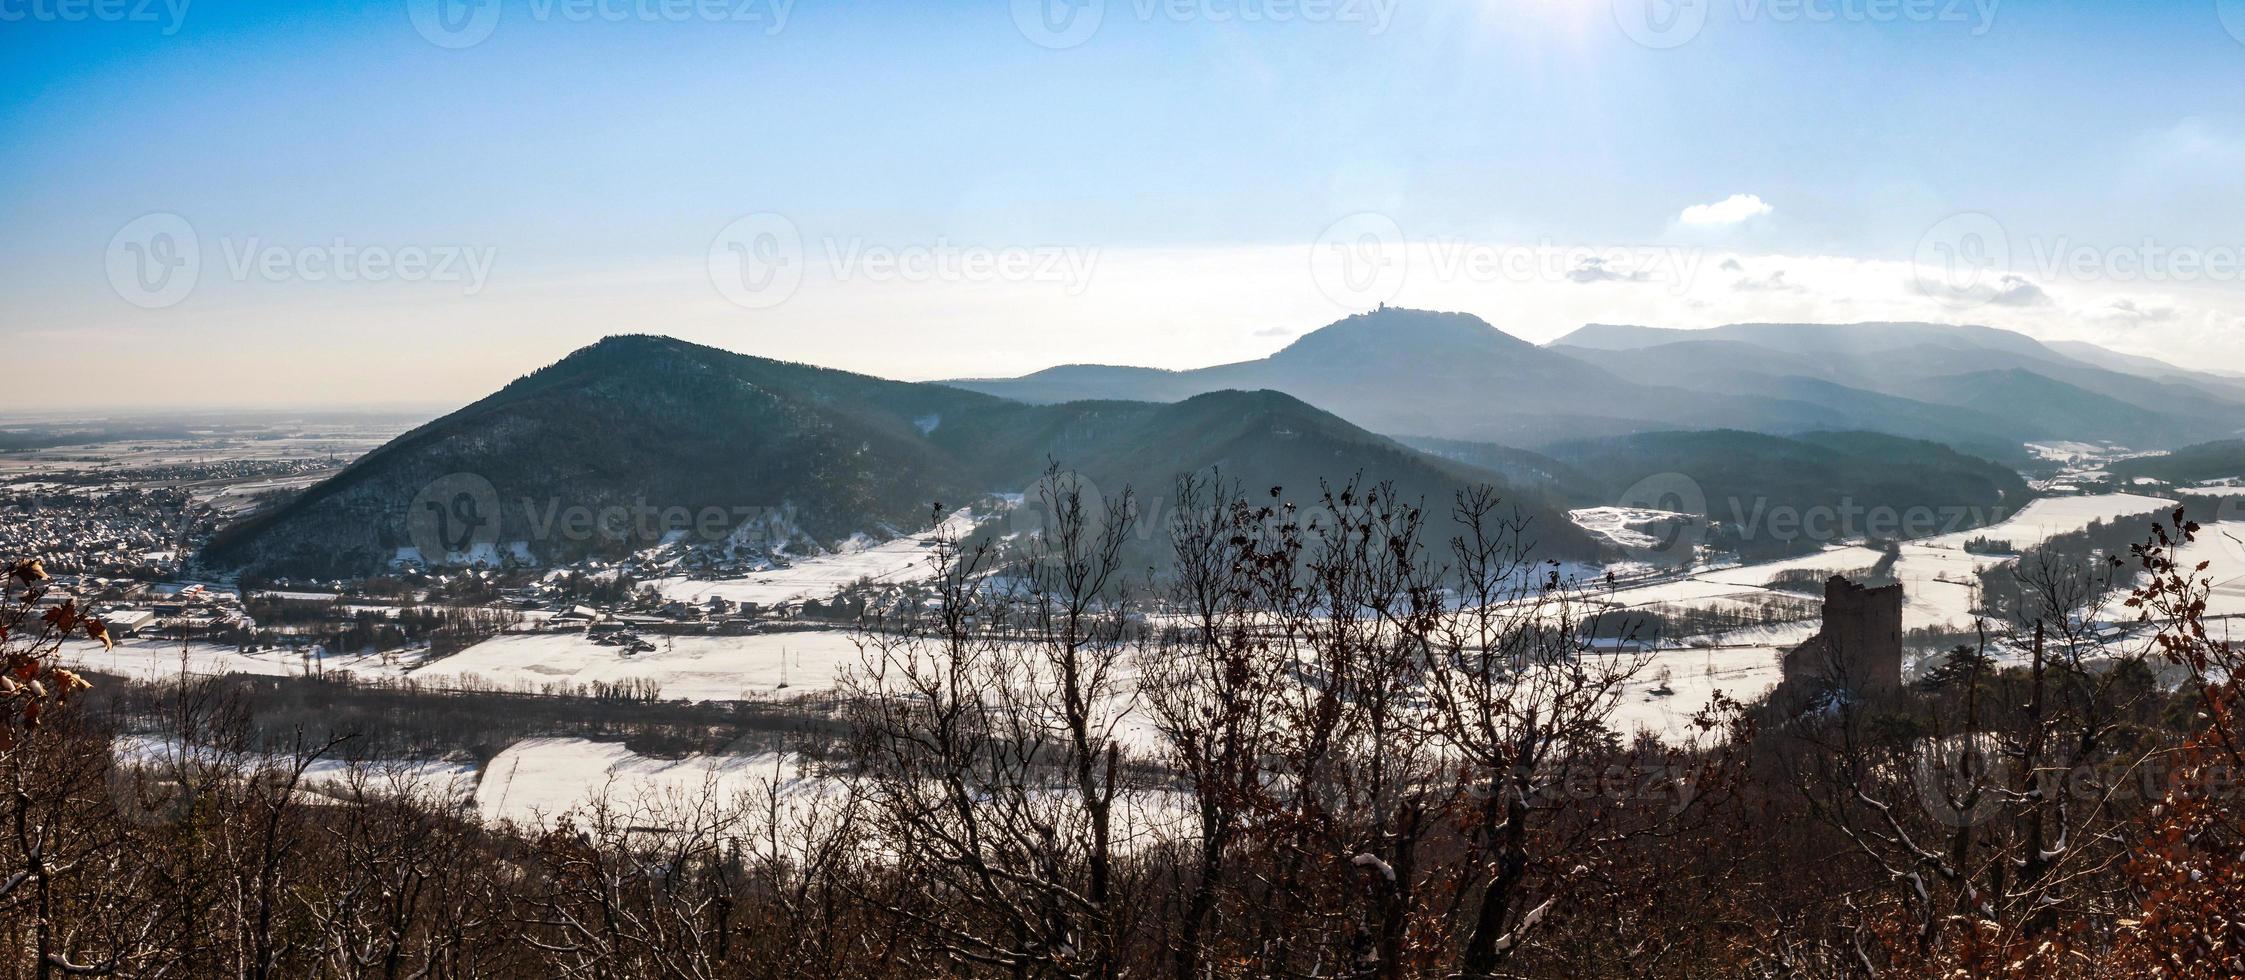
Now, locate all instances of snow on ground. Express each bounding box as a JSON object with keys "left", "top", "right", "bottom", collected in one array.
[
  {"left": 1605, "top": 645, "right": 1788, "bottom": 740},
  {"left": 1585, "top": 576, "right": 1775, "bottom": 610},
  {"left": 1679, "top": 620, "right": 1819, "bottom": 648},
  {"left": 650, "top": 510, "right": 975, "bottom": 607},
  {"left": 1885, "top": 545, "right": 1998, "bottom": 630},
  {"left": 62, "top": 636, "right": 415, "bottom": 683},
  {"left": 408, "top": 630, "right": 867, "bottom": 699},
  {"left": 2172, "top": 522, "right": 2245, "bottom": 621},
  {"left": 1696, "top": 546, "right": 1891, "bottom": 587},
  {"left": 1917, "top": 493, "right": 2174, "bottom": 551},
  {"left": 1568, "top": 506, "right": 1696, "bottom": 550},
  {"left": 112, "top": 735, "right": 479, "bottom": 809},
  {"left": 476, "top": 736, "right": 809, "bottom": 828},
  {"left": 1586, "top": 493, "right": 2179, "bottom": 636},
  {"left": 473, "top": 737, "right": 1191, "bottom": 849}
]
